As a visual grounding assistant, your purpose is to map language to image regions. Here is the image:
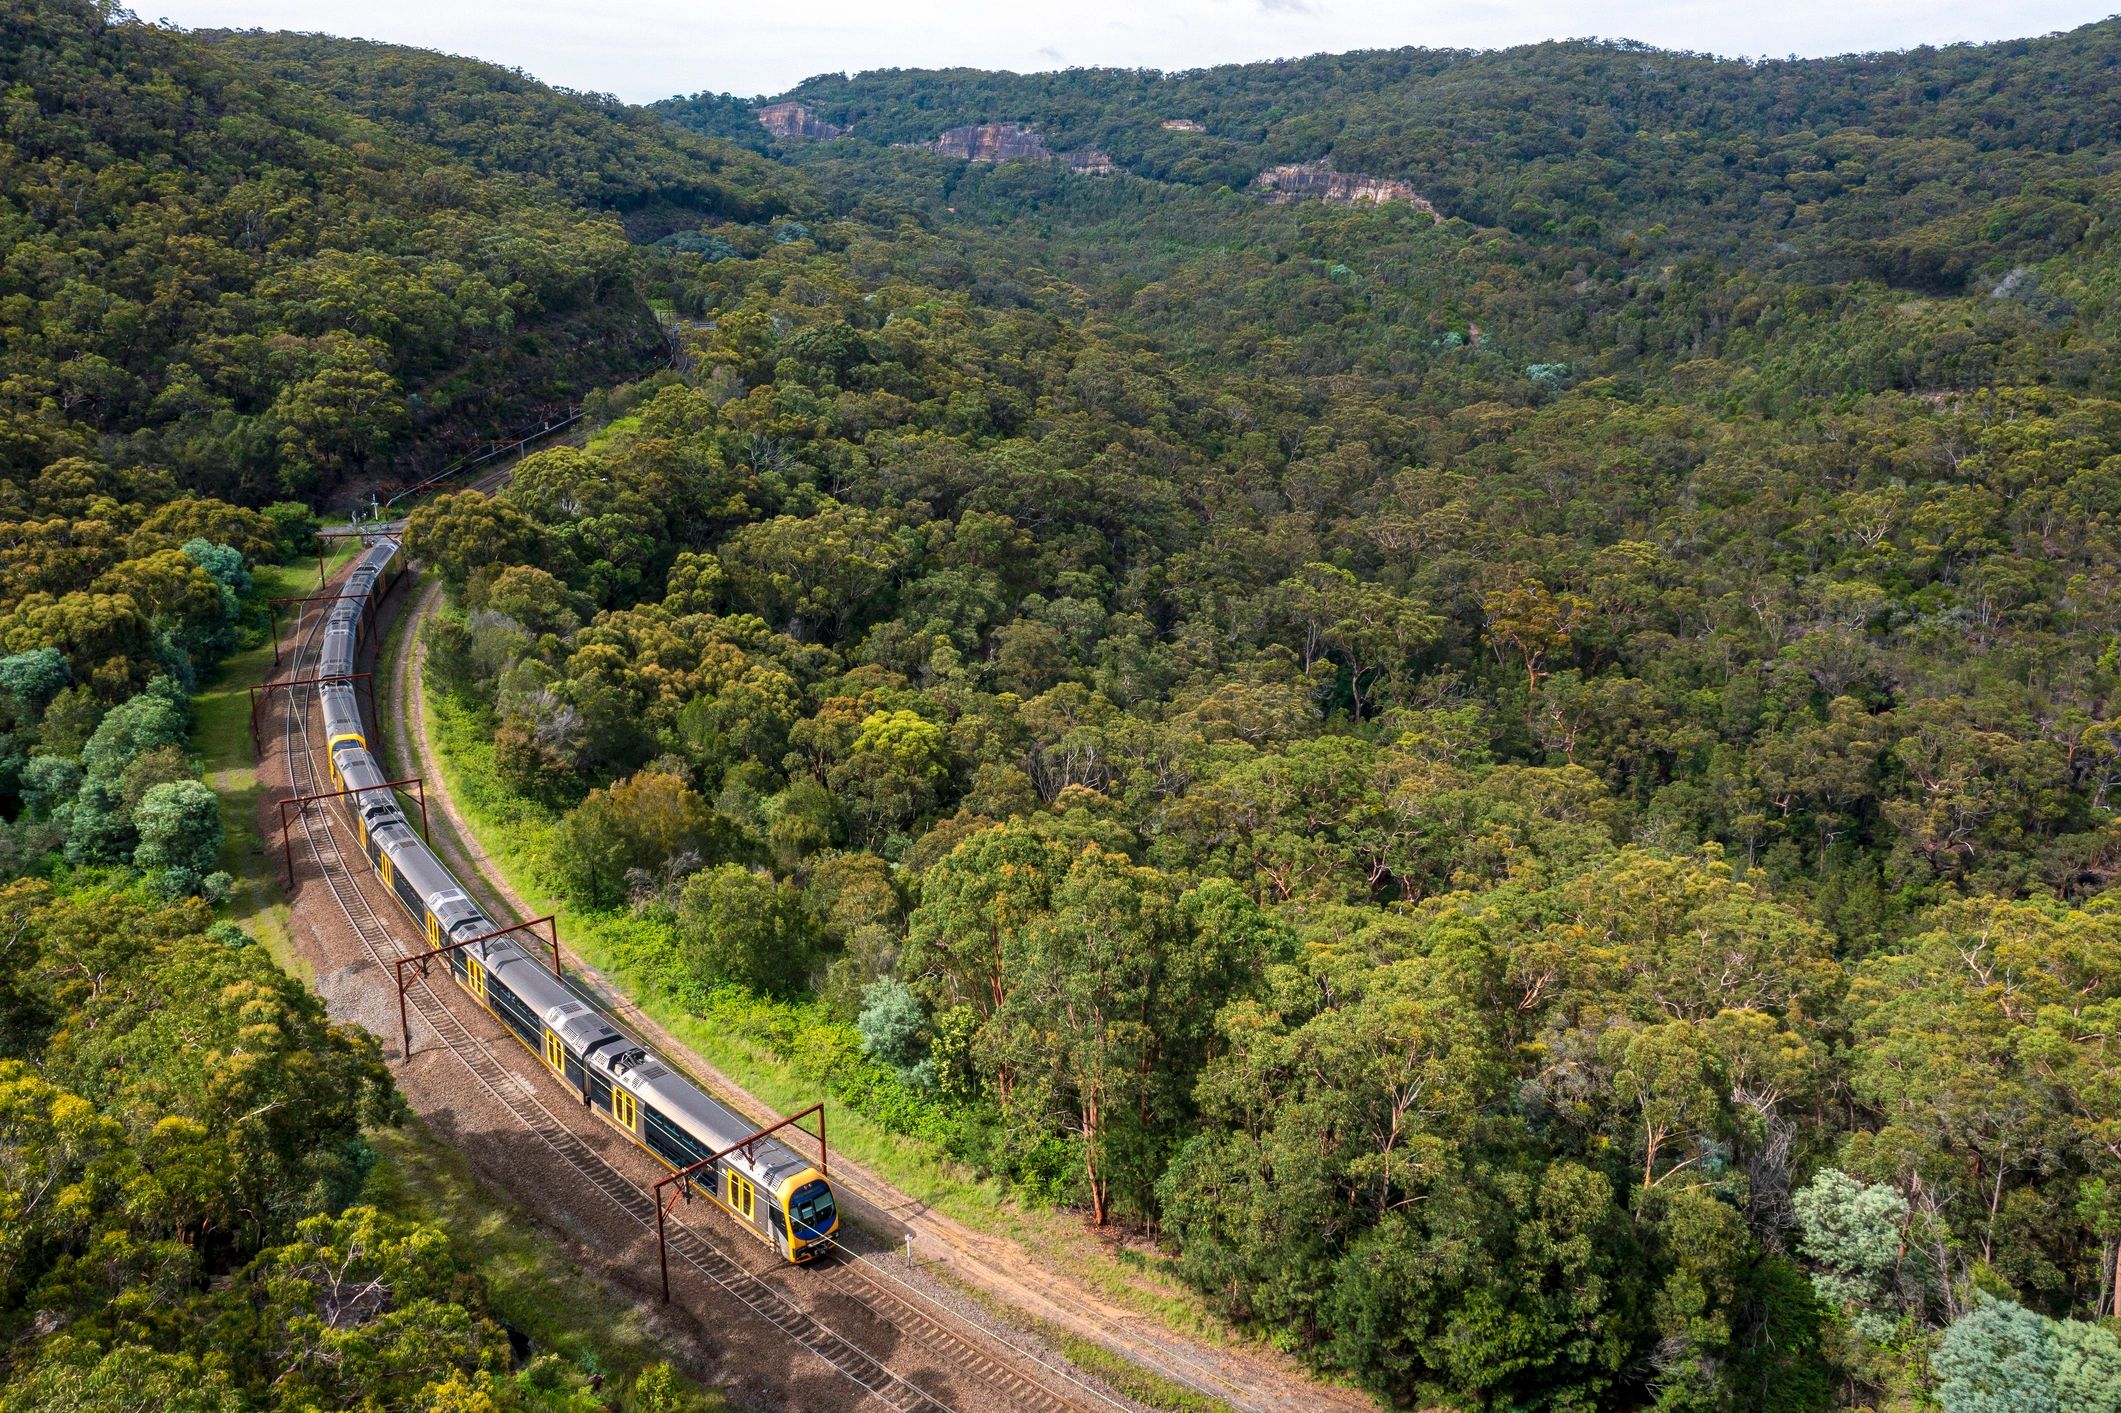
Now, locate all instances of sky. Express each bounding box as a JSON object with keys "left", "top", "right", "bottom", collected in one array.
[{"left": 147, "top": 1, "right": 2114, "bottom": 102}]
